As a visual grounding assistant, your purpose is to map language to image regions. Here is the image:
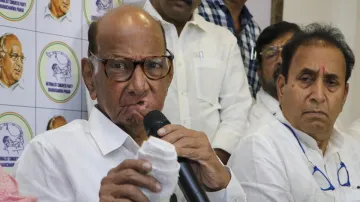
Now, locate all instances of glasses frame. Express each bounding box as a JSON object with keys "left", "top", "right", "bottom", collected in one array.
[
  {"left": 259, "top": 45, "right": 284, "bottom": 60},
  {"left": 90, "top": 49, "right": 174, "bottom": 82},
  {"left": 1, "top": 51, "right": 26, "bottom": 62},
  {"left": 282, "top": 123, "right": 351, "bottom": 191}
]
